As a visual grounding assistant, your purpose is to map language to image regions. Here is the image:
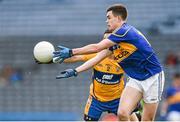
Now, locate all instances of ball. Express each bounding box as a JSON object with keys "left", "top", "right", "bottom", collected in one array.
[
  {"left": 101, "top": 113, "right": 118, "bottom": 121},
  {"left": 33, "top": 41, "right": 55, "bottom": 63}
]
